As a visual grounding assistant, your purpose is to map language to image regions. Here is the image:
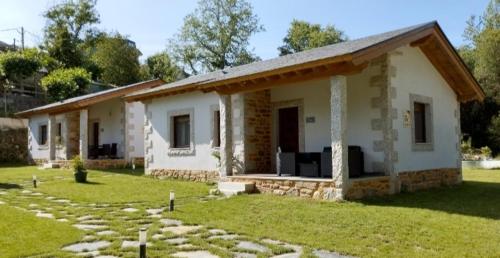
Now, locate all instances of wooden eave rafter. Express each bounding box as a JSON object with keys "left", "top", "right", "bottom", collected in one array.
[{"left": 408, "top": 29, "right": 485, "bottom": 102}]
